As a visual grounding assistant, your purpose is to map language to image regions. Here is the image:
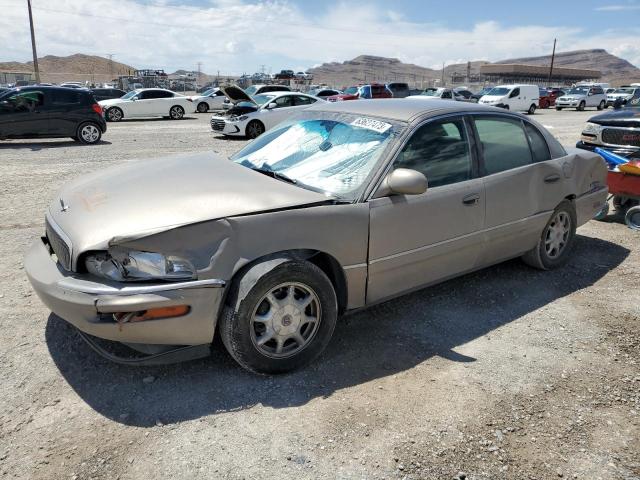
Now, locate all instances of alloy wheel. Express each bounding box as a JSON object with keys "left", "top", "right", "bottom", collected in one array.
[
  {"left": 170, "top": 106, "right": 184, "bottom": 119},
  {"left": 250, "top": 282, "right": 321, "bottom": 358},
  {"left": 80, "top": 124, "right": 100, "bottom": 143},
  {"left": 545, "top": 211, "right": 571, "bottom": 259},
  {"left": 107, "top": 108, "right": 122, "bottom": 121}
]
